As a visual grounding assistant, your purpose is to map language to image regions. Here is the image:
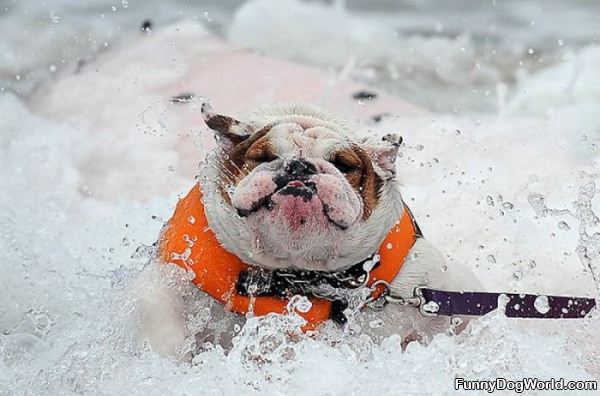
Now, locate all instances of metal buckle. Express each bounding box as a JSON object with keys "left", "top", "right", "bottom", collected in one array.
[
  {"left": 365, "top": 281, "right": 422, "bottom": 309},
  {"left": 368, "top": 285, "right": 439, "bottom": 317},
  {"left": 384, "top": 285, "right": 422, "bottom": 308},
  {"left": 359, "top": 281, "right": 441, "bottom": 318},
  {"left": 414, "top": 286, "right": 439, "bottom": 317}
]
